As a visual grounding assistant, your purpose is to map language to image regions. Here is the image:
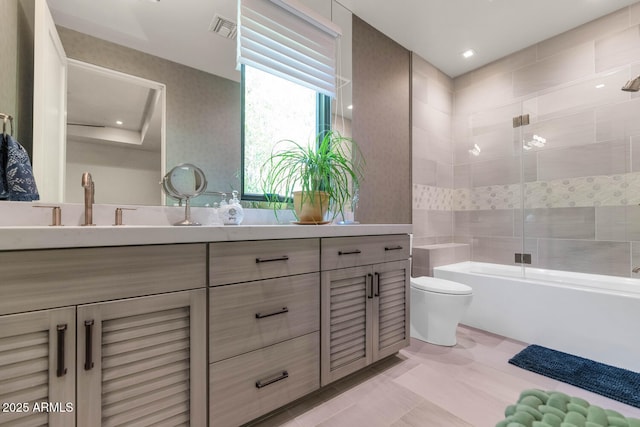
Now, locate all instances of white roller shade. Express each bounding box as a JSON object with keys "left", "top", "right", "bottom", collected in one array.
[{"left": 238, "top": 0, "right": 342, "bottom": 98}]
